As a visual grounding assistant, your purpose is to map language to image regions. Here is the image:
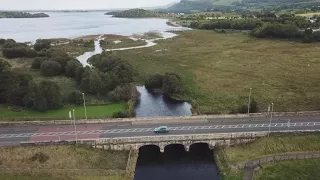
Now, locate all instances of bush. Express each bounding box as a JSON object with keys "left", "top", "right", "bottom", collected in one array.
[
  {"left": 31, "top": 57, "right": 47, "bottom": 69},
  {"left": 109, "top": 83, "right": 140, "bottom": 102},
  {"left": 26, "top": 80, "right": 63, "bottom": 111},
  {"left": 65, "top": 60, "right": 83, "bottom": 77},
  {"left": 67, "top": 90, "right": 83, "bottom": 105},
  {"left": 2, "top": 46, "right": 37, "bottom": 59},
  {"left": 34, "top": 39, "right": 51, "bottom": 51},
  {"left": 252, "top": 23, "right": 301, "bottom": 39},
  {"left": 145, "top": 73, "right": 164, "bottom": 90},
  {"left": 30, "top": 152, "right": 50, "bottom": 163},
  {"left": 237, "top": 98, "right": 259, "bottom": 114},
  {"left": 162, "top": 73, "right": 183, "bottom": 95},
  {"left": 40, "top": 60, "right": 62, "bottom": 77},
  {"left": 112, "top": 111, "right": 129, "bottom": 118}
]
